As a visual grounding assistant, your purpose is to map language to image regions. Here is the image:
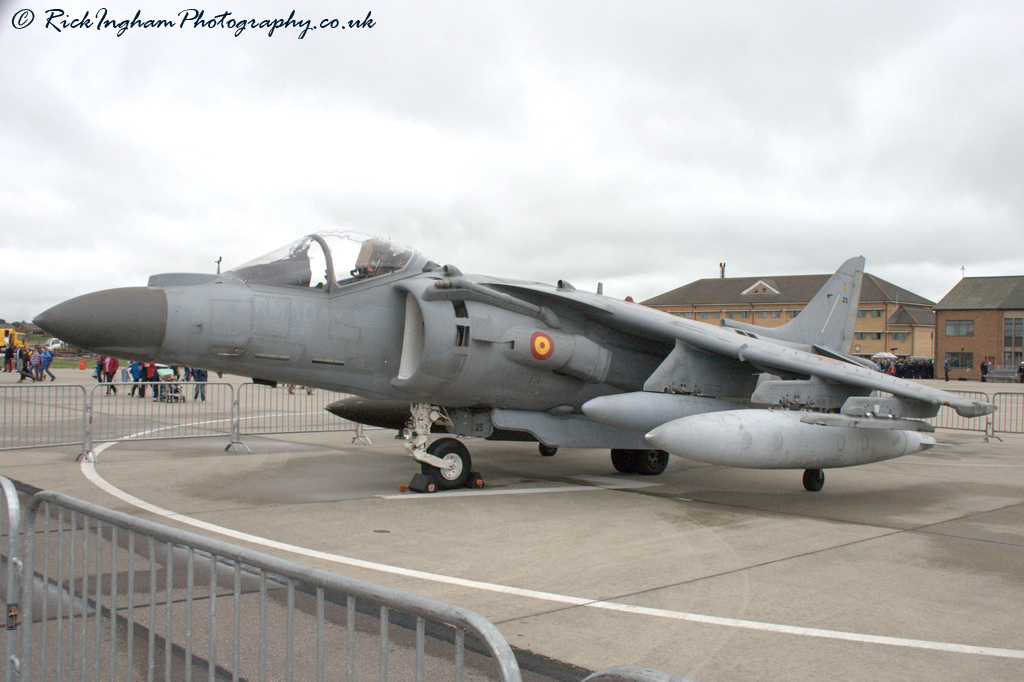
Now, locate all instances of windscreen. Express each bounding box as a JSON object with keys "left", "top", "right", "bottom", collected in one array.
[
  {"left": 322, "top": 232, "right": 416, "bottom": 286},
  {"left": 228, "top": 236, "right": 329, "bottom": 288},
  {"left": 228, "top": 231, "right": 417, "bottom": 289}
]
